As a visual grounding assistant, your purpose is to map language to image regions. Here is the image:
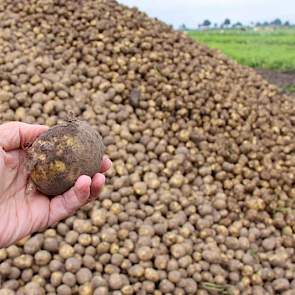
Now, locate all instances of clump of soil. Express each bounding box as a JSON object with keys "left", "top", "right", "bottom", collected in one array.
[
  {"left": 26, "top": 120, "right": 104, "bottom": 196},
  {"left": 0, "top": 0, "right": 294, "bottom": 294}
]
